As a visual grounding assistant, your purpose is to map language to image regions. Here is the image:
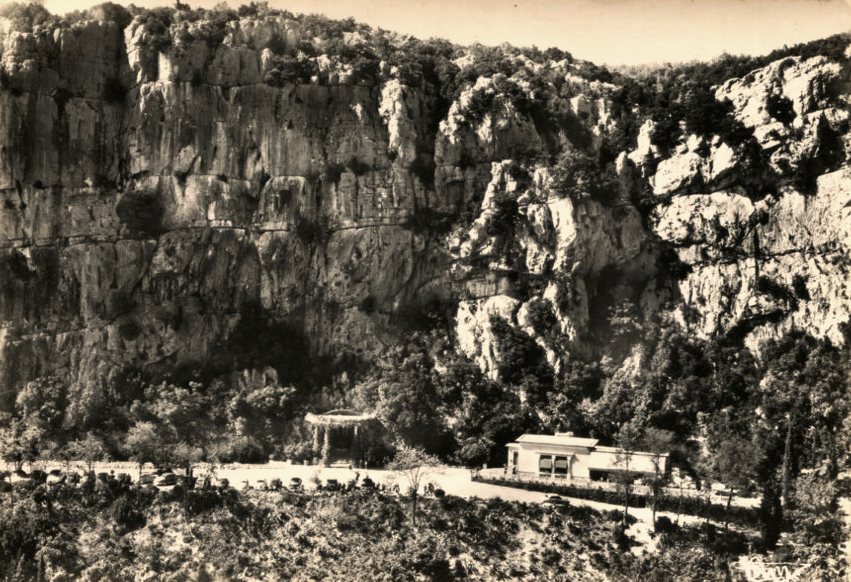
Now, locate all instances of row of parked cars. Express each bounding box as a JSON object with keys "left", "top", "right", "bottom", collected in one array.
[
  {"left": 1, "top": 468, "right": 83, "bottom": 488},
  {"left": 239, "top": 476, "right": 374, "bottom": 493},
  {"left": 237, "top": 475, "right": 447, "bottom": 497},
  {"left": 1, "top": 467, "right": 193, "bottom": 491},
  {"left": 2, "top": 469, "right": 447, "bottom": 498}
]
